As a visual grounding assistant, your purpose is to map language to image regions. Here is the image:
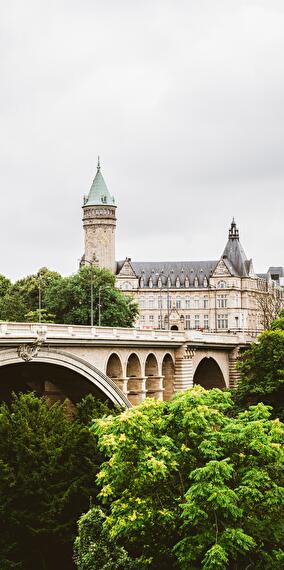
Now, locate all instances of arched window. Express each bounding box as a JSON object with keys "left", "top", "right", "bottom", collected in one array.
[
  {"left": 203, "top": 277, "right": 208, "bottom": 287},
  {"left": 194, "top": 276, "right": 199, "bottom": 287},
  {"left": 185, "top": 296, "right": 190, "bottom": 309},
  {"left": 176, "top": 276, "right": 180, "bottom": 288},
  {"left": 176, "top": 296, "right": 182, "bottom": 309},
  {"left": 123, "top": 281, "right": 132, "bottom": 290},
  {"left": 139, "top": 297, "right": 145, "bottom": 309},
  {"left": 218, "top": 280, "right": 227, "bottom": 289},
  {"left": 184, "top": 276, "right": 190, "bottom": 288},
  {"left": 149, "top": 277, "right": 153, "bottom": 288},
  {"left": 140, "top": 277, "right": 144, "bottom": 288}
]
